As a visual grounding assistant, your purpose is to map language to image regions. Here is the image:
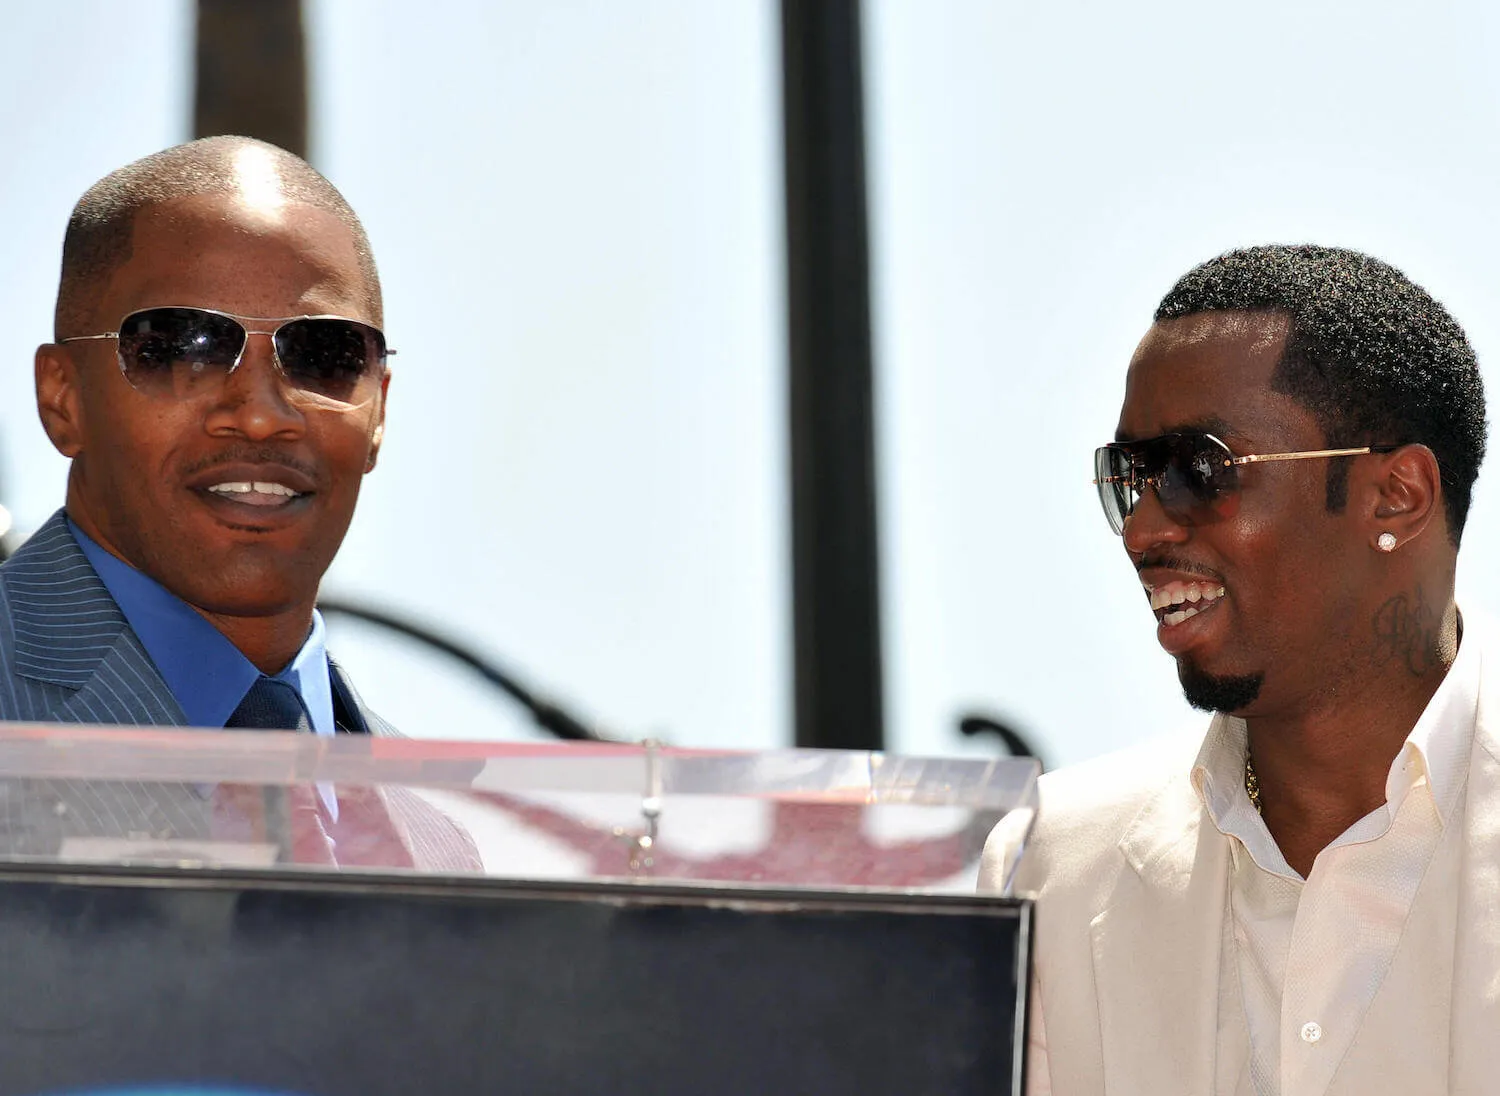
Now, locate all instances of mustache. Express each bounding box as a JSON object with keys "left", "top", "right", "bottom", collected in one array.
[
  {"left": 179, "top": 446, "right": 320, "bottom": 481},
  {"left": 1137, "top": 553, "right": 1224, "bottom": 582}
]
